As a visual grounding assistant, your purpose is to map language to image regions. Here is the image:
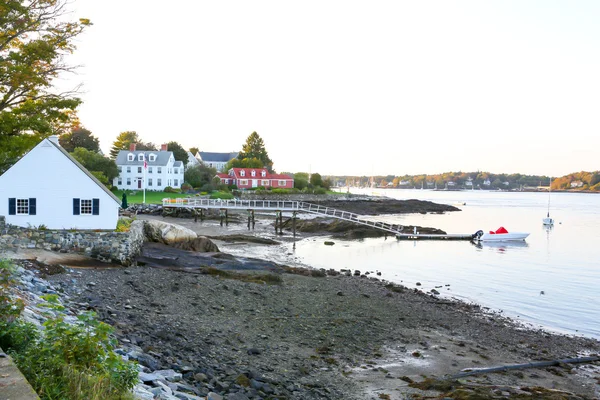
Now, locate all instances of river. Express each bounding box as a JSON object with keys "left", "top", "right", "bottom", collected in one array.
[{"left": 268, "top": 188, "right": 600, "bottom": 339}]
